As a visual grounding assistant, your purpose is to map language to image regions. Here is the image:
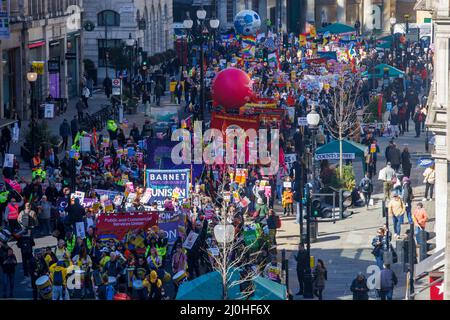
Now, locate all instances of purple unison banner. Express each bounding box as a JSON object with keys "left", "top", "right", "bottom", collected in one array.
[
  {"left": 146, "top": 169, "right": 190, "bottom": 207},
  {"left": 157, "top": 211, "right": 185, "bottom": 245}
]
